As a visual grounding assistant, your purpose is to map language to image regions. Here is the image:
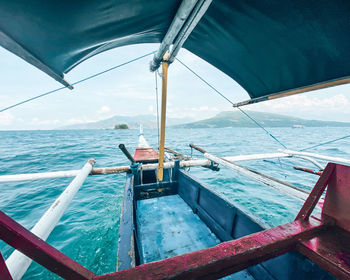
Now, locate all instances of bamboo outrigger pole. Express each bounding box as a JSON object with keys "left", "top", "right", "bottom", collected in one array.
[
  {"left": 6, "top": 159, "right": 95, "bottom": 279},
  {"left": 158, "top": 52, "right": 169, "bottom": 181}
]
